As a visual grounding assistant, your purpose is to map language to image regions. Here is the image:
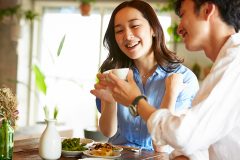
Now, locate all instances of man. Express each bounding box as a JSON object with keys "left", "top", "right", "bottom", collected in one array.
[{"left": 103, "top": 0, "right": 240, "bottom": 159}]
